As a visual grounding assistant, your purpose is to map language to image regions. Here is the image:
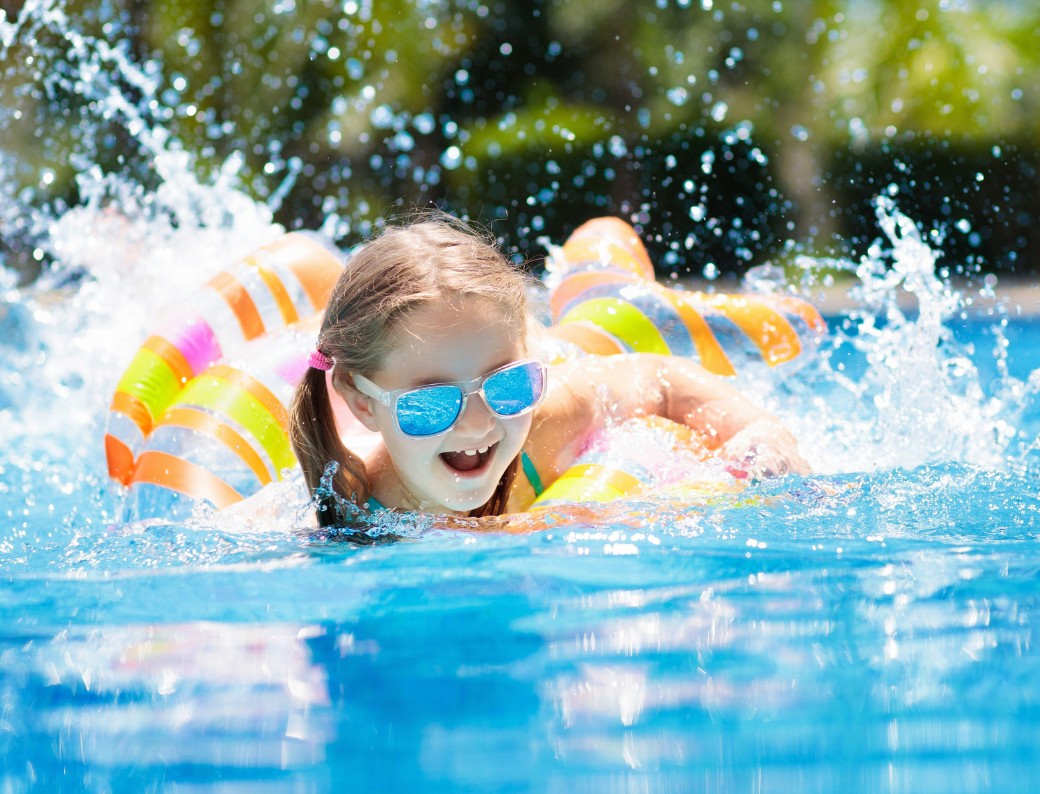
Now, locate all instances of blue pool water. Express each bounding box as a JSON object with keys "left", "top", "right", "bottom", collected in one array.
[
  {"left": 2, "top": 219, "right": 1039, "bottom": 791},
  {"left": 2, "top": 2, "right": 1039, "bottom": 790}
]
